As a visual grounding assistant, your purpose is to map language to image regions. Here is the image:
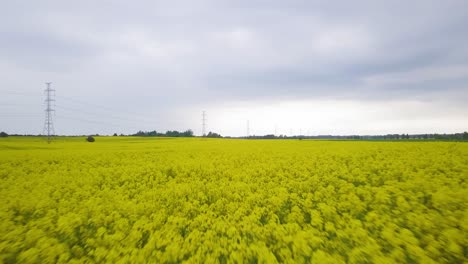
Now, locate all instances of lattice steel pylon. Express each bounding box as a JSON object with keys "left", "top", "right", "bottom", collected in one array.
[
  {"left": 43, "top": 82, "right": 55, "bottom": 143},
  {"left": 202, "top": 111, "right": 207, "bottom": 136}
]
